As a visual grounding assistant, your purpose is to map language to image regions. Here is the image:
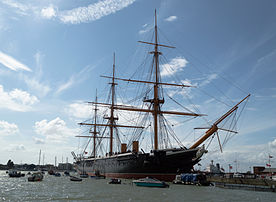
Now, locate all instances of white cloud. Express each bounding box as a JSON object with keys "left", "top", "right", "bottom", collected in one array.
[
  {"left": 164, "top": 15, "right": 177, "bottom": 22},
  {"left": 199, "top": 73, "right": 218, "bottom": 87},
  {"left": 0, "top": 120, "right": 19, "bottom": 136},
  {"left": 160, "top": 57, "right": 188, "bottom": 77},
  {"left": 0, "top": 51, "right": 32, "bottom": 71},
  {"left": 32, "top": 137, "right": 45, "bottom": 144},
  {"left": 6, "top": 144, "right": 25, "bottom": 151},
  {"left": 0, "top": 85, "right": 39, "bottom": 112},
  {"left": 139, "top": 24, "right": 152, "bottom": 35},
  {"left": 41, "top": 5, "right": 57, "bottom": 19},
  {"left": 269, "top": 139, "right": 276, "bottom": 148},
  {"left": 59, "top": 0, "right": 136, "bottom": 24},
  {"left": 24, "top": 78, "right": 51, "bottom": 97},
  {"left": 9, "top": 88, "right": 38, "bottom": 105},
  {"left": 65, "top": 102, "right": 92, "bottom": 119},
  {"left": 200, "top": 141, "right": 276, "bottom": 172},
  {"left": 34, "top": 117, "right": 79, "bottom": 143}
]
